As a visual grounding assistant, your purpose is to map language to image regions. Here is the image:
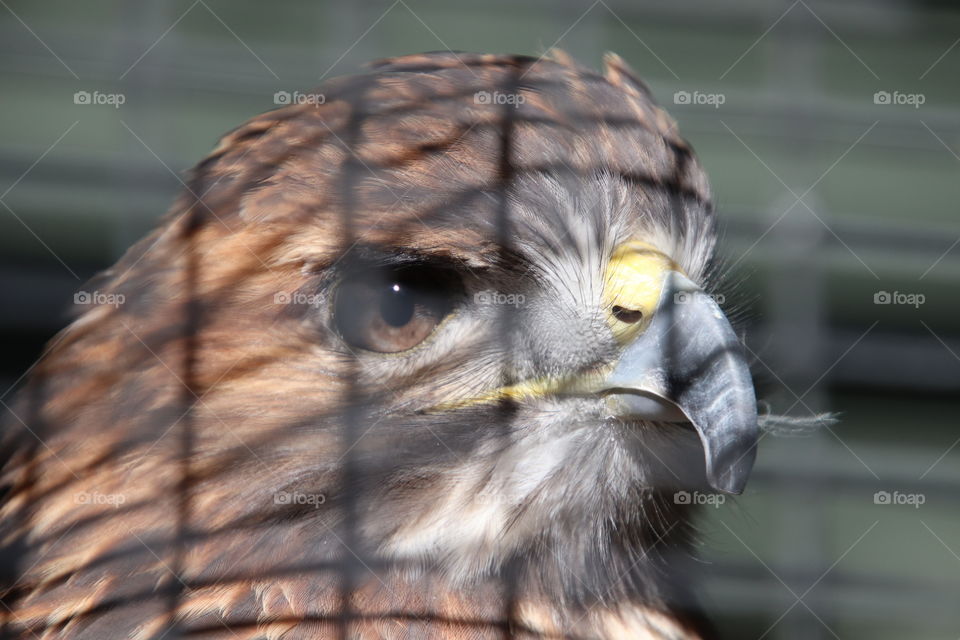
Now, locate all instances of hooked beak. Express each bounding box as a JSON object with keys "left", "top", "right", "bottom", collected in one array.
[
  {"left": 601, "top": 260, "right": 758, "bottom": 494},
  {"left": 427, "top": 242, "right": 758, "bottom": 494}
]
